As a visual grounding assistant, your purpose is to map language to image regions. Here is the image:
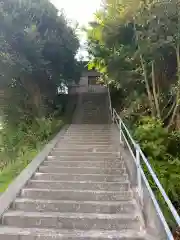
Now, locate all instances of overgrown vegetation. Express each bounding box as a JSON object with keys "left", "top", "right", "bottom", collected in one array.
[
  {"left": 87, "top": 0, "right": 180, "bottom": 229},
  {"left": 0, "top": 0, "right": 80, "bottom": 191}
]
